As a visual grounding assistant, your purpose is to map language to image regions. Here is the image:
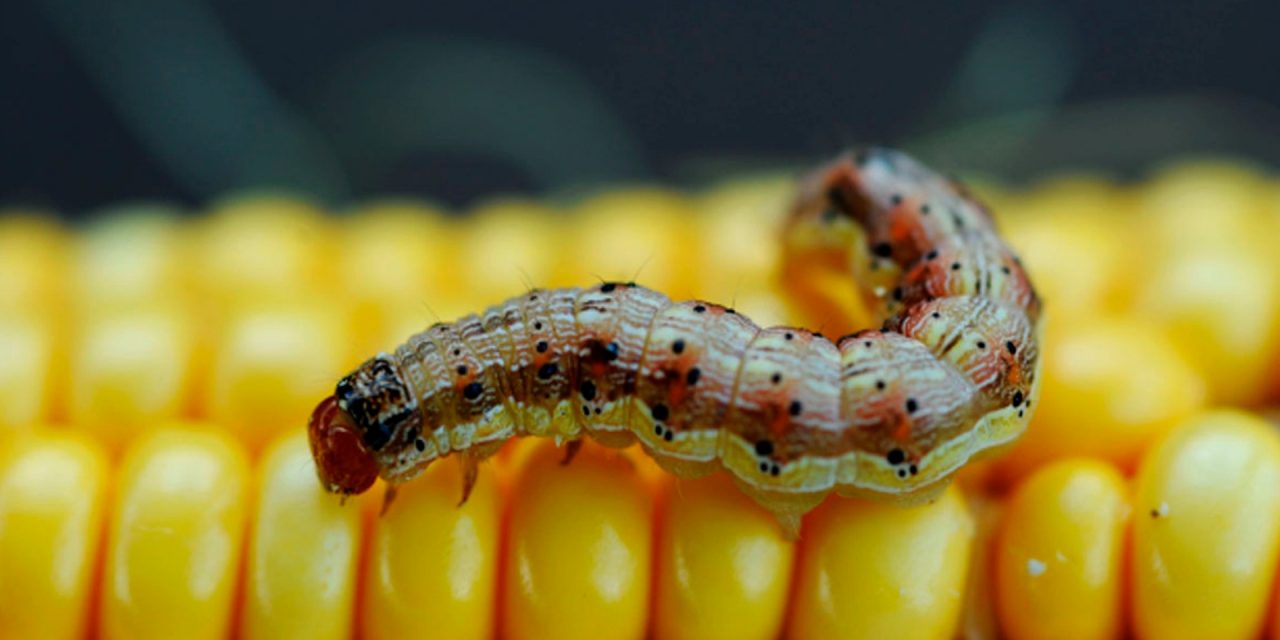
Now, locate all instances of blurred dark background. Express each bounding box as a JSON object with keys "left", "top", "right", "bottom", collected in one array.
[{"left": 4, "top": 0, "right": 1280, "bottom": 212}]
